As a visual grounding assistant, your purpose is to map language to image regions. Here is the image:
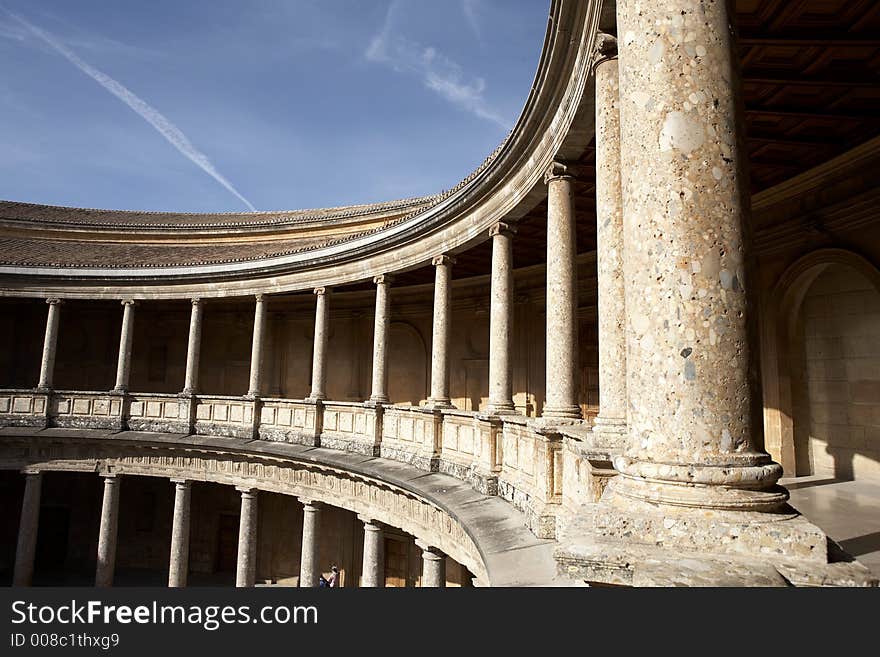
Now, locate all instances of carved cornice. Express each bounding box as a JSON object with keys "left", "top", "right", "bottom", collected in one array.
[{"left": 0, "top": 0, "right": 603, "bottom": 299}]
